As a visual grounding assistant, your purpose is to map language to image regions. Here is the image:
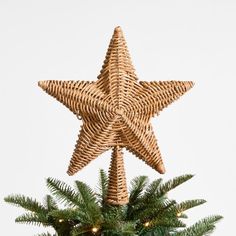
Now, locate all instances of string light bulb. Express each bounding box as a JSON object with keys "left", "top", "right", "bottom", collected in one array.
[
  {"left": 91, "top": 227, "right": 99, "bottom": 233},
  {"left": 144, "top": 221, "right": 150, "bottom": 227},
  {"left": 177, "top": 212, "right": 182, "bottom": 217},
  {"left": 58, "top": 219, "right": 64, "bottom": 223}
]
